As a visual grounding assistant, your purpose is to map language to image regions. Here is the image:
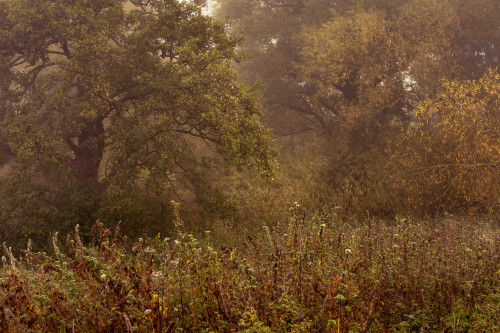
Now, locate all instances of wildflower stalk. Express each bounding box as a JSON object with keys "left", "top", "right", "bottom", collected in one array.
[
  {"left": 53, "top": 232, "right": 62, "bottom": 261},
  {"left": 2, "top": 242, "right": 16, "bottom": 270}
]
